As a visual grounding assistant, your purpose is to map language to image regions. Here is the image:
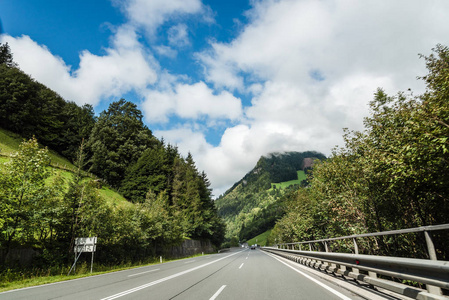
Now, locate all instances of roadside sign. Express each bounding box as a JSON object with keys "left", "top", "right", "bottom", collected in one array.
[
  {"left": 68, "top": 236, "right": 98, "bottom": 275},
  {"left": 75, "top": 237, "right": 97, "bottom": 246},
  {"left": 74, "top": 245, "right": 97, "bottom": 253}
]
